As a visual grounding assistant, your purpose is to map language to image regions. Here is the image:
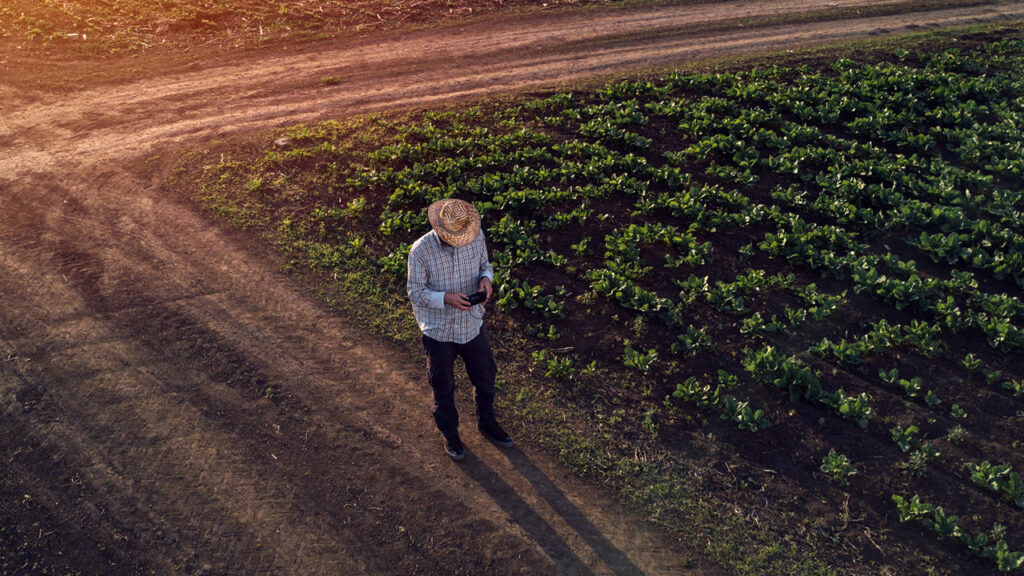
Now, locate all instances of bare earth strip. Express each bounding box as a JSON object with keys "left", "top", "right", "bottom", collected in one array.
[{"left": 1, "top": 1, "right": 1022, "bottom": 575}]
